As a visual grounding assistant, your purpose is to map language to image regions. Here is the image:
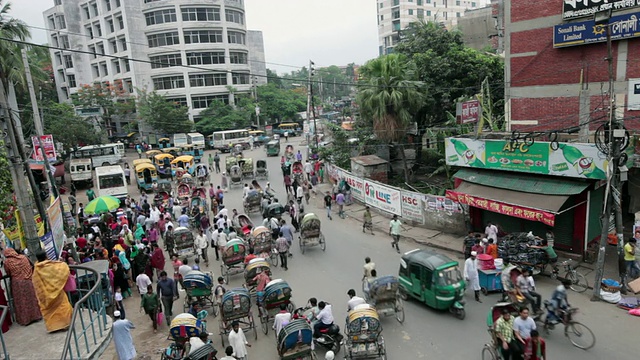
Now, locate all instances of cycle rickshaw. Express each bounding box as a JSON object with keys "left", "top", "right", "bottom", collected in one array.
[
  {"left": 218, "top": 288, "right": 258, "bottom": 346},
  {"left": 344, "top": 304, "right": 387, "bottom": 359},
  {"left": 258, "top": 279, "right": 295, "bottom": 335}
]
